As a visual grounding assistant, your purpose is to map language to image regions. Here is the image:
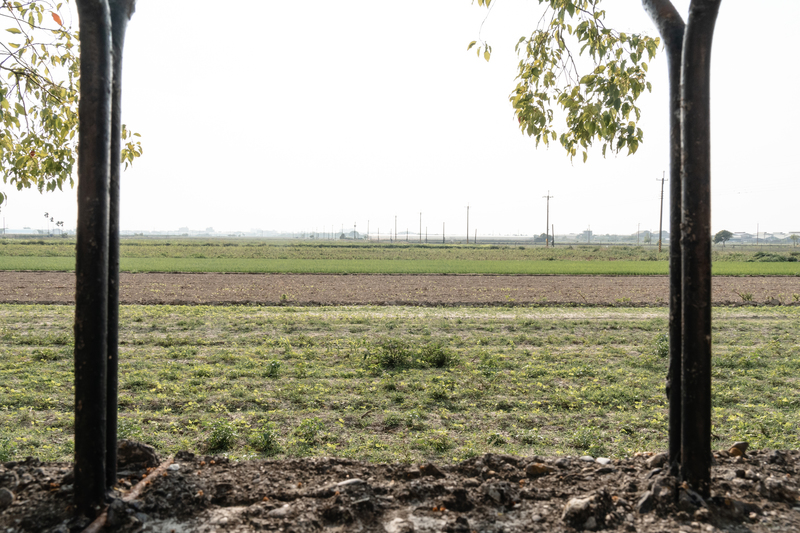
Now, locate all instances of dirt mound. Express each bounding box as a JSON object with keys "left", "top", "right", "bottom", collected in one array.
[{"left": 2, "top": 448, "right": 799, "bottom": 532}]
